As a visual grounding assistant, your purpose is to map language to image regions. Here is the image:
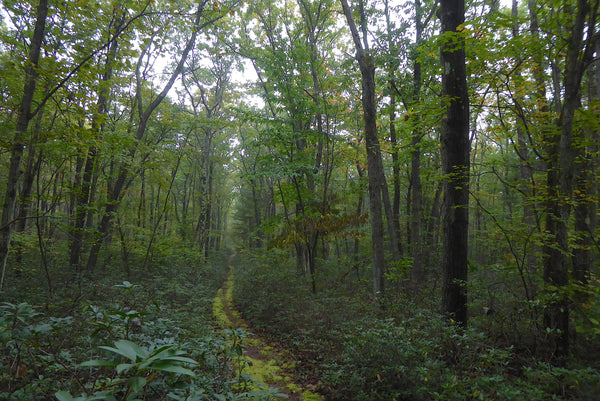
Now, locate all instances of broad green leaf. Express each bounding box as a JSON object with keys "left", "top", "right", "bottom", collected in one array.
[
  {"left": 99, "top": 340, "right": 147, "bottom": 362},
  {"left": 128, "top": 376, "right": 147, "bottom": 392},
  {"left": 31, "top": 323, "right": 52, "bottom": 334},
  {"left": 153, "top": 344, "right": 176, "bottom": 353},
  {"left": 159, "top": 356, "right": 198, "bottom": 365},
  {"left": 116, "top": 363, "right": 136, "bottom": 374},
  {"left": 55, "top": 391, "right": 76, "bottom": 401},
  {"left": 97, "top": 345, "right": 131, "bottom": 361},
  {"left": 148, "top": 344, "right": 177, "bottom": 358},
  {"left": 150, "top": 360, "right": 196, "bottom": 376},
  {"left": 79, "top": 359, "right": 117, "bottom": 368}
]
